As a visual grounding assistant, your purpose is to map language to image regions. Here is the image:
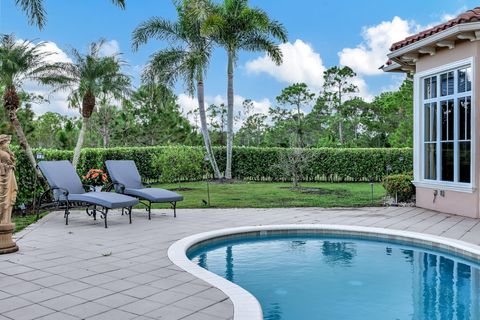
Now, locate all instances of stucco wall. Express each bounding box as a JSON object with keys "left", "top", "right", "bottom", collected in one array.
[
  {"left": 415, "top": 41, "right": 480, "bottom": 218},
  {"left": 416, "top": 187, "right": 478, "bottom": 218}
]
